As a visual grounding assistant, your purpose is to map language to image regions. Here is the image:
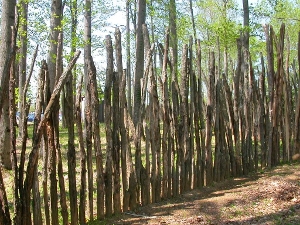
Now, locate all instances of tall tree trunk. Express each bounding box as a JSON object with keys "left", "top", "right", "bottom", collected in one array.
[
  {"left": 189, "top": 0, "right": 196, "bottom": 41},
  {"left": 243, "top": 0, "right": 249, "bottom": 51},
  {"left": 0, "top": 0, "right": 16, "bottom": 170},
  {"left": 47, "top": 1, "right": 62, "bottom": 223},
  {"left": 66, "top": 2, "right": 79, "bottom": 221},
  {"left": 9, "top": 26, "right": 20, "bottom": 225},
  {"left": 169, "top": 0, "right": 178, "bottom": 82},
  {"left": 161, "top": 28, "right": 170, "bottom": 199},
  {"left": 283, "top": 36, "right": 291, "bottom": 162},
  {"left": 126, "top": 0, "right": 132, "bottom": 117},
  {"left": 135, "top": 43, "right": 154, "bottom": 205},
  {"left": 143, "top": 25, "right": 152, "bottom": 205},
  {"left": 18, "top": 0, "right": 28, "bottom": 138},
  {"left": 205, "top": 52, "right": 215, "bottom": 186},
  {"left": 271, "top": 24, "right": 285, "bottom": 166},
  {"left": 179, "top": 44, "right": 189, "bottom": 191},
  {"left": 186, "top": 37, "right": 193, "bottom": 190},
  {"left": 149, "top": 44, "right": 160, "bottom": 203},
  {"left": 40, "top": 61, "right": 50, "bottom": 225},
  {"left": 113, "top": 28, "right": 122, "bottom": 214},
  {"left": 86, "top": 56, "right": 105, "bottom": 219},
  {"left": 104, "top": 35, "right": 114, "bottom": 217},
  {"left": 259, "top": 53, "right": 267, "bottom": 168},
  {"left": 84, "top": 0, "right": 94, "bottom": 220},
  {"left": 120, "top": 67, "right": 130, "bottom": 211},
  {"left": 195, "top": 40, "right": 205, "bottom": 187},
  {"left": 295, "top": 32, "right": 300, "bottom": 156},
  {"left": 66, "top": 40, "right": 78, "bottom": 225},
  {"left": 19, "top": 44, "right": 38, "bottom": 197},
  {"left": 233, "top": 38, "right": 242, "bottom": 176},
  {"left": 264, "top": 25, "right": 275, "bottom": 167},
  {"left": 214, "top": 79, "right": 221, "bottom": 182},
  {"left": 242, "top": 39, "right": 251, "bottom": 175},
  {"left": 75, "top": 75, "right": 86, "bottom": 225},
  {"left": 133, "top": 0, "right": 146, "bottom": 125}
]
